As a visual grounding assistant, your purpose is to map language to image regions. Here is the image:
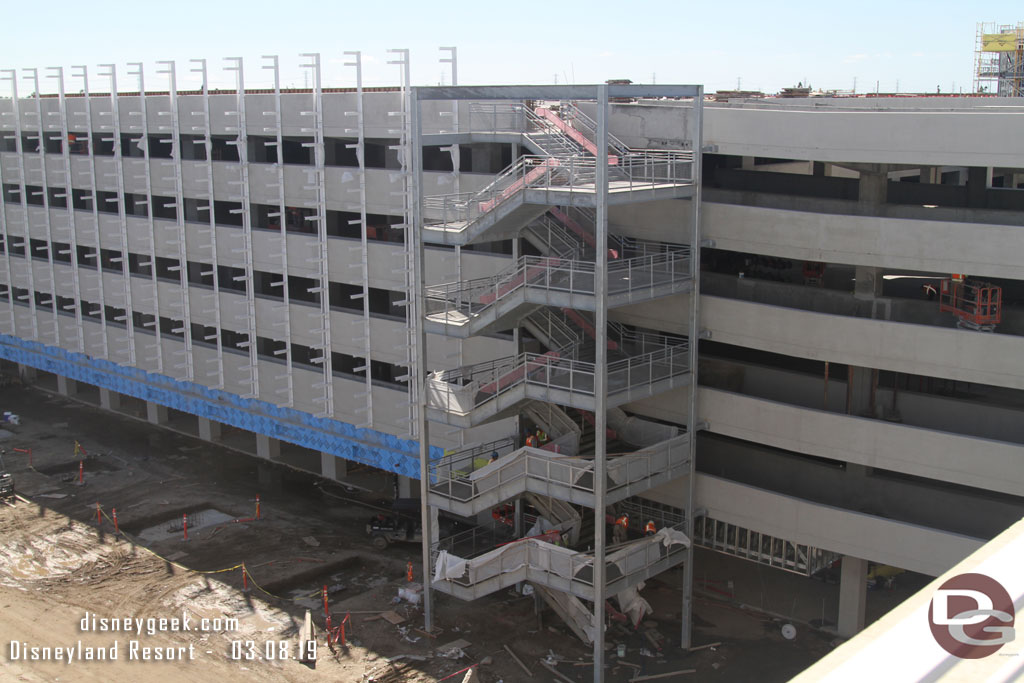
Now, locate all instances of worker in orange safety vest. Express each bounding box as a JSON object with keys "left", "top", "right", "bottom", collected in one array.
[
  {"left": 613, "top": 514, "right": 629, "bottom": 544},
  {"left": 525, "top": 433, "right": 539, "bottom": 448},
  {"left": 645, "top": 520, "right": 657, "bottom": 536}
]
